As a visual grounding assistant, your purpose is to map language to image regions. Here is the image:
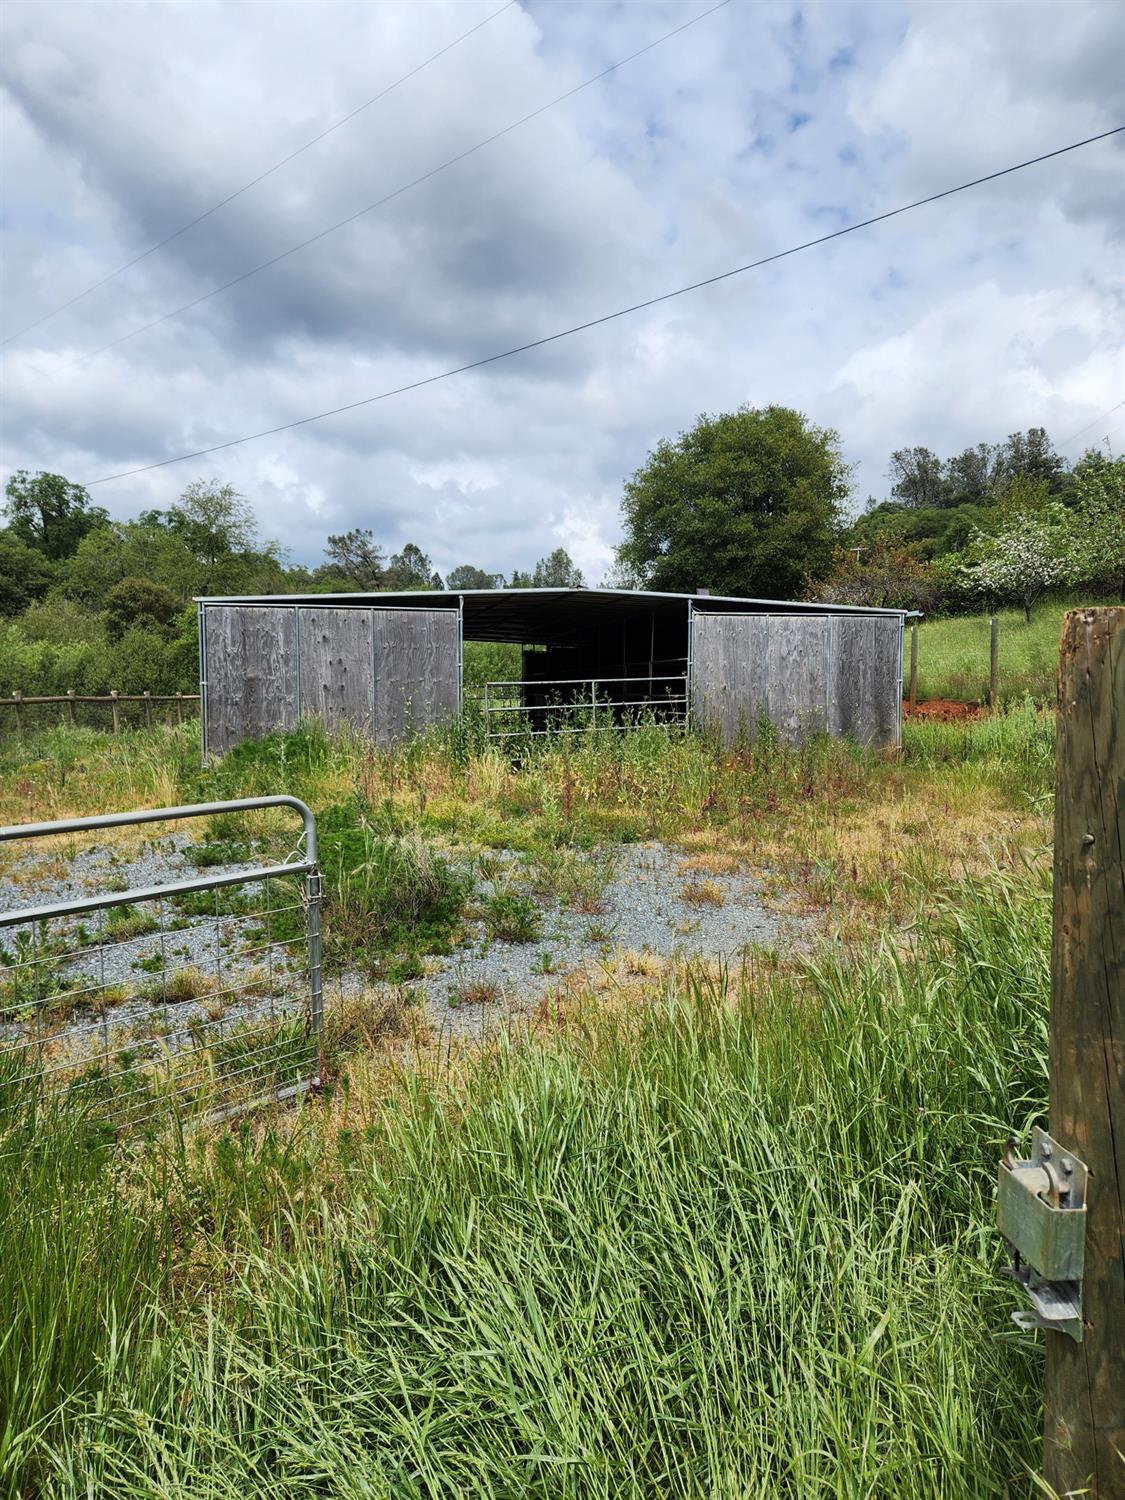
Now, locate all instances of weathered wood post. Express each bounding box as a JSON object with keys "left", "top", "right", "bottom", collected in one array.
[
  {"left": 66, "top": 689, "right": 77, "bottom": 727},
  {"left": 175, "top": 691, "right": 184, "bottom": 726},
  {"left": 1046, "top": 607, "right": 1124, "bottom": 1496},
  {"left": 989, "top": 617, "right": 1000, "bottom": 711},
  {"left": 110, "top": 690, "right": 120, "bottom": 735},
  {"left": 143, "top": 690, "right": 153, "bottom": 729},
  {"left": 12, "top": 691, "right": 24, "bottom": 737},
  {"left": 908, "top": 620, "right": 919, "bottom": 710}
]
